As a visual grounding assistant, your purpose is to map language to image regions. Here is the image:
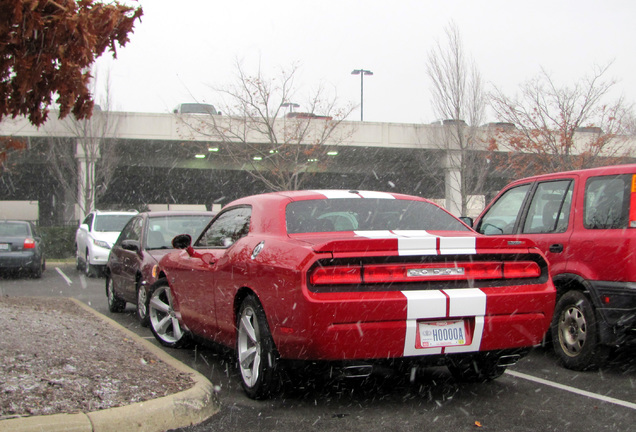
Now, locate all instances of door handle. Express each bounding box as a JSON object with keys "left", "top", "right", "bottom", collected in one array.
[{"left": 549, "top": 244, "right": 564, "bottom": 253}]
